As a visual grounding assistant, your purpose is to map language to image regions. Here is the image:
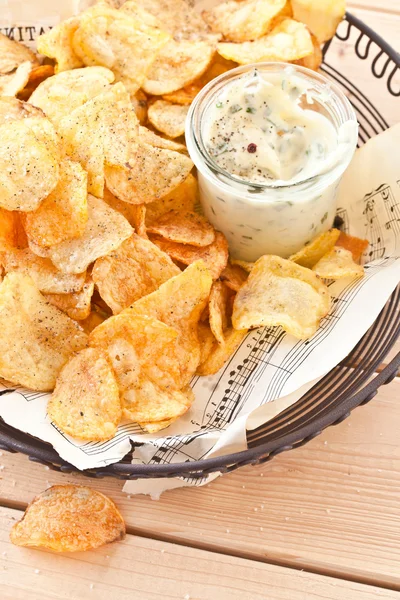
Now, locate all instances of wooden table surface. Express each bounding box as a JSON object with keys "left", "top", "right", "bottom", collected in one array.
[{"left": 1, "top": 2, "right": 400, "bottom": 598}]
